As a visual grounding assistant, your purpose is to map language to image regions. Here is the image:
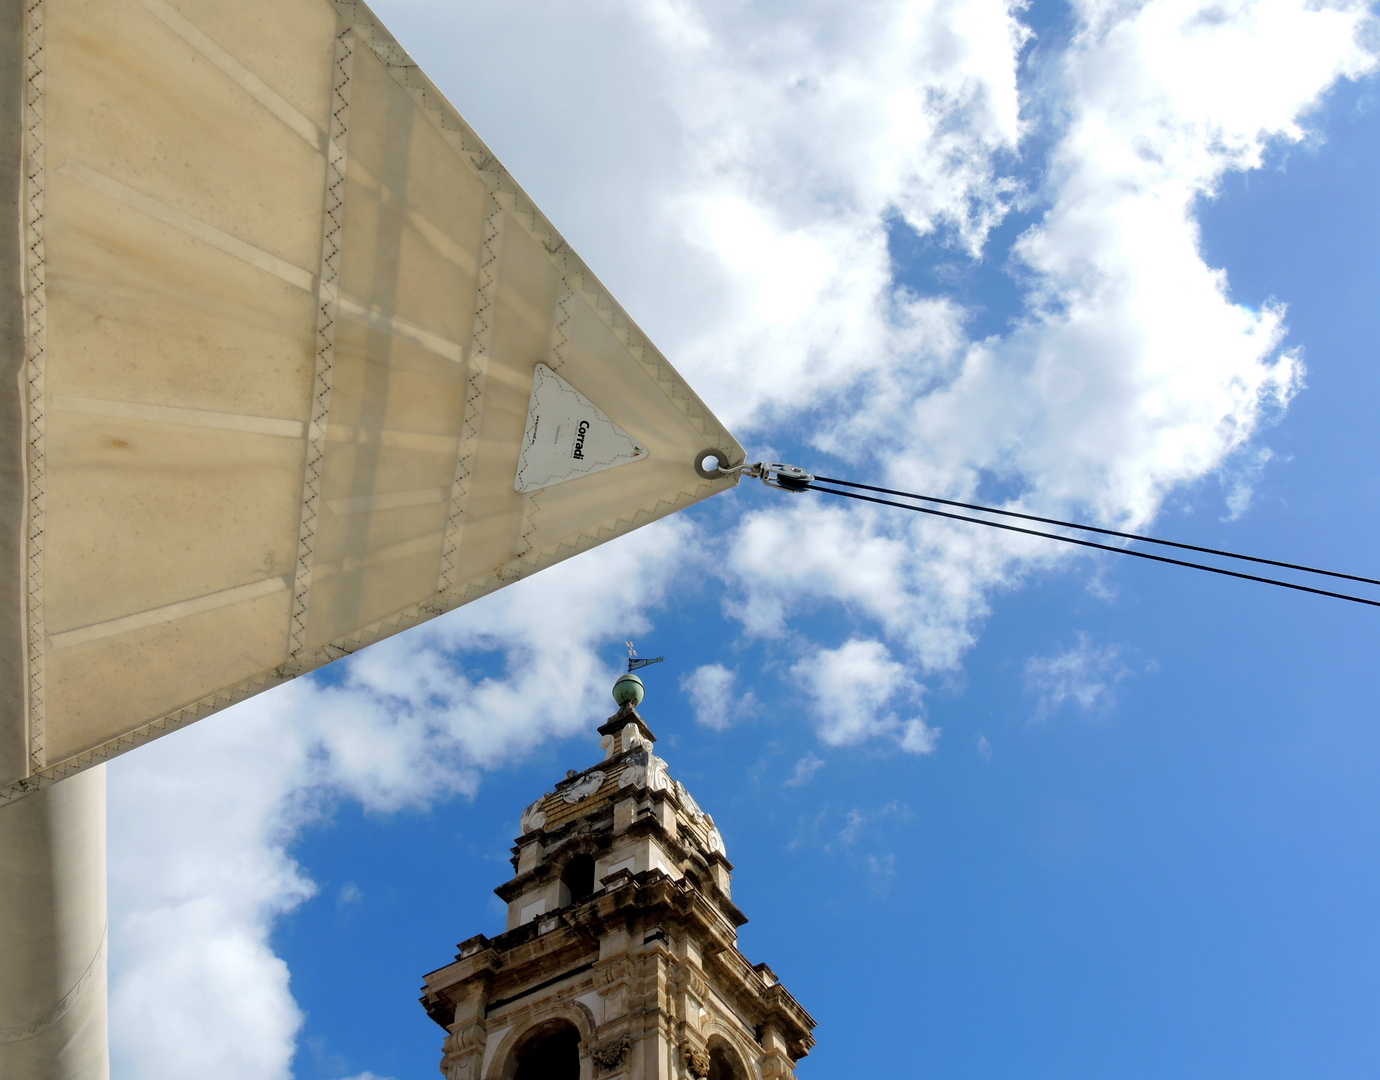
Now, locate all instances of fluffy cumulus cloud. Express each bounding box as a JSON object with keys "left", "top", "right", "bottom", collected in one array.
[
  {"left": 108, "top": 704, "right": 314, "bottom": 1080},
  {"left": 791, "top": 638, "right": 939, "bottom": 751},
  {"left": 617, "top": 0, "right": 1030, "bottom": 424},
  {"left": 680, "top": 664, "right": 757, "bottom": 729},
  {"left": 107, "top": 0, "right": 1379, "bottom": 1075},
  {"left": 882, "top": 0, "right": 1376, "bottom": 526},
  {"left": 720, "top": 0, "right": 1378, "bottom": 674}
]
